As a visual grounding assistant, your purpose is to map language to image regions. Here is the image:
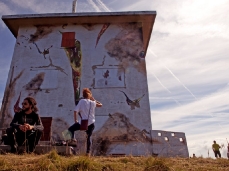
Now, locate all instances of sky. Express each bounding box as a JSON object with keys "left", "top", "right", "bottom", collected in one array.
[{"left": 0, "top": 0, "right": 229, "bottom": 158}]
